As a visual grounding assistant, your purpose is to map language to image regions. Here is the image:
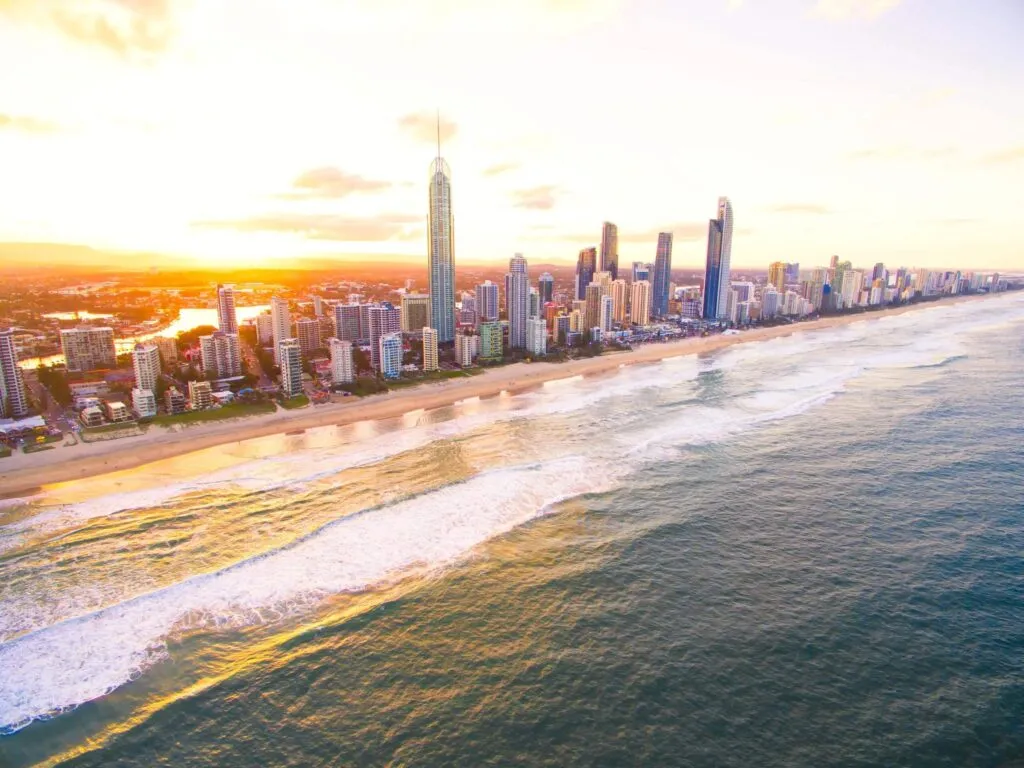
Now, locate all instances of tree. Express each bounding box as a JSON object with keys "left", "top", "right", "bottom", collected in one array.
[
  {"left": 176, "top": 325, "right": 218, "bottom": 351},
  {"left": 352, "top": 347, "right": 371, "bottom": 374}
]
